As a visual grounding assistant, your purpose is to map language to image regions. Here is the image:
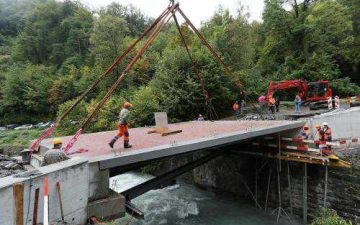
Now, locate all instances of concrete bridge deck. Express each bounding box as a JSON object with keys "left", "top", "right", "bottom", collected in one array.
[{"left": 40, "top": 120, "right": 304, "bottom": 170}]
